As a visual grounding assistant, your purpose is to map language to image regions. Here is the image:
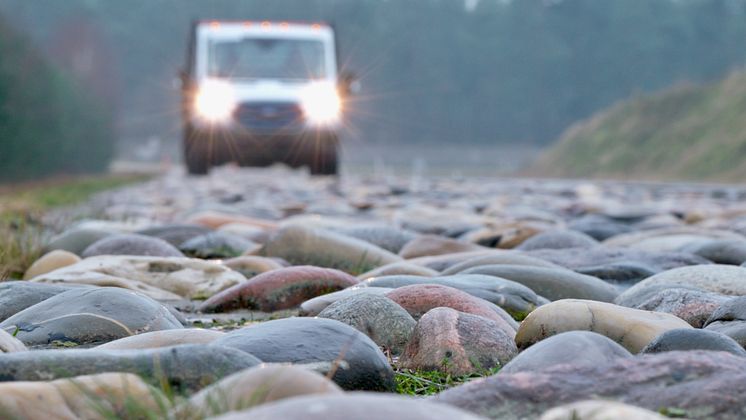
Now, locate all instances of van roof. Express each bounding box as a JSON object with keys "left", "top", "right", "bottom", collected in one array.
[{"left": 195, "top": 20, "right": 330, "bottom": 28}]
